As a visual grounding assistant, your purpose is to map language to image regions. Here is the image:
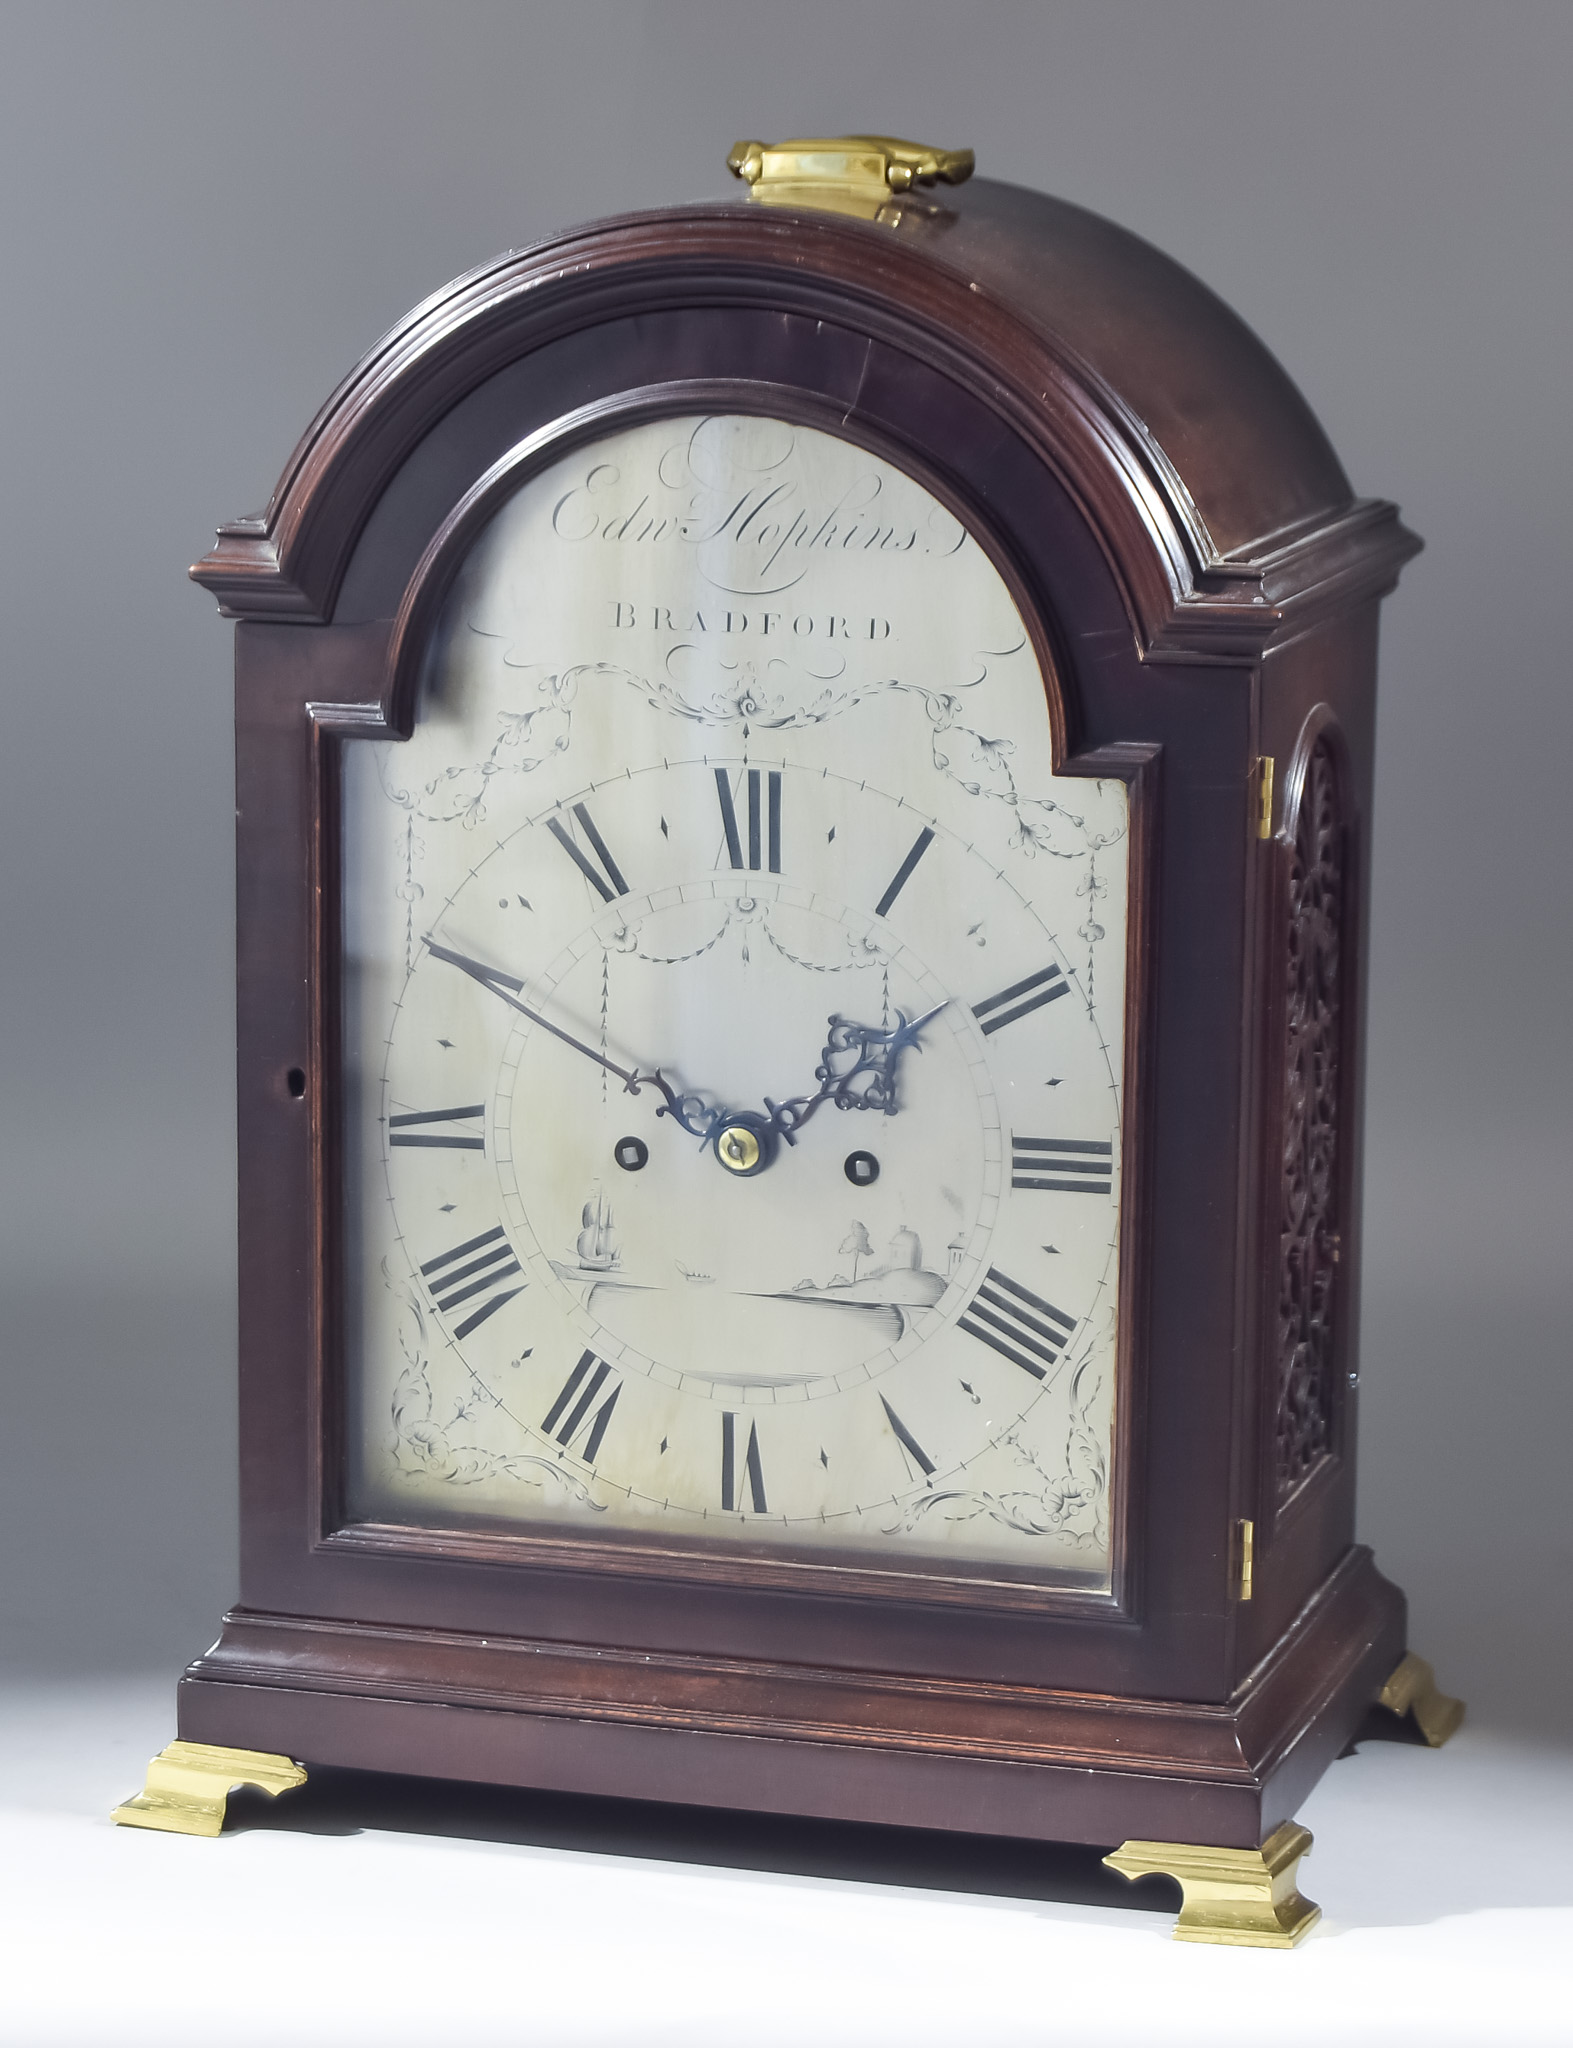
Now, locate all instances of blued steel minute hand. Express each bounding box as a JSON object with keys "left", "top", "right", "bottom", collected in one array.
[
  {"left": 423, "top": 938, "right": 645, "bottom": 1090},
  {"left": 424, "top": 936, "right": 717, "bottom": 1136}
]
